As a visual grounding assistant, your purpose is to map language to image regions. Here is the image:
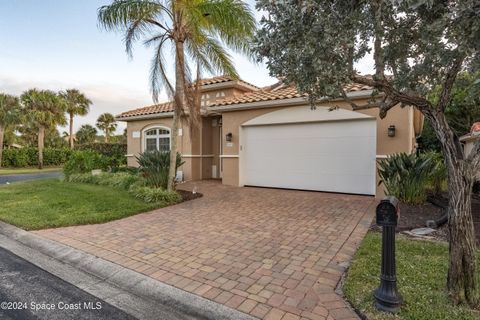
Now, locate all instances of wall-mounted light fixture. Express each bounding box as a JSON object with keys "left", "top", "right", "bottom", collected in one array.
[
  {"left": 388, "top": 125, "right": 396, "bottom": 137},
  {"left": 225, "top": 132, "right": 233, "bottom": 142}
]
